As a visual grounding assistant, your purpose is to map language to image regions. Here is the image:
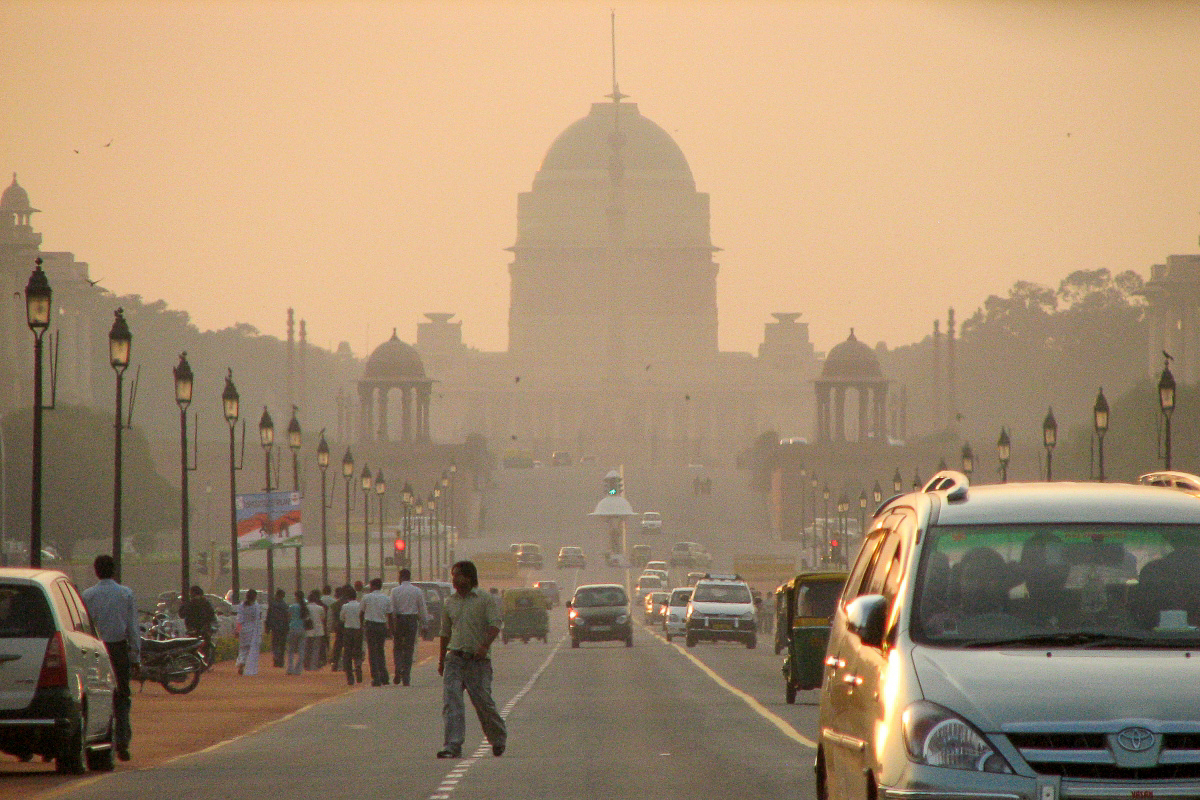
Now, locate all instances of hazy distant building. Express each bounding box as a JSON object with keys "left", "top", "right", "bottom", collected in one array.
[
  {"left": 393, "top": 91, "right": 819, "bottom": 464},
  {"left": 1141, "top": 254, "right": 1200, "bottom": 384}
]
